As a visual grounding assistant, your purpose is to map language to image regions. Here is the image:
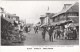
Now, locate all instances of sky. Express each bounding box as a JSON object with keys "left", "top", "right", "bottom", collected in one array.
[{"left": 0, "top": 1, "right": 77, "bottom": 24}]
